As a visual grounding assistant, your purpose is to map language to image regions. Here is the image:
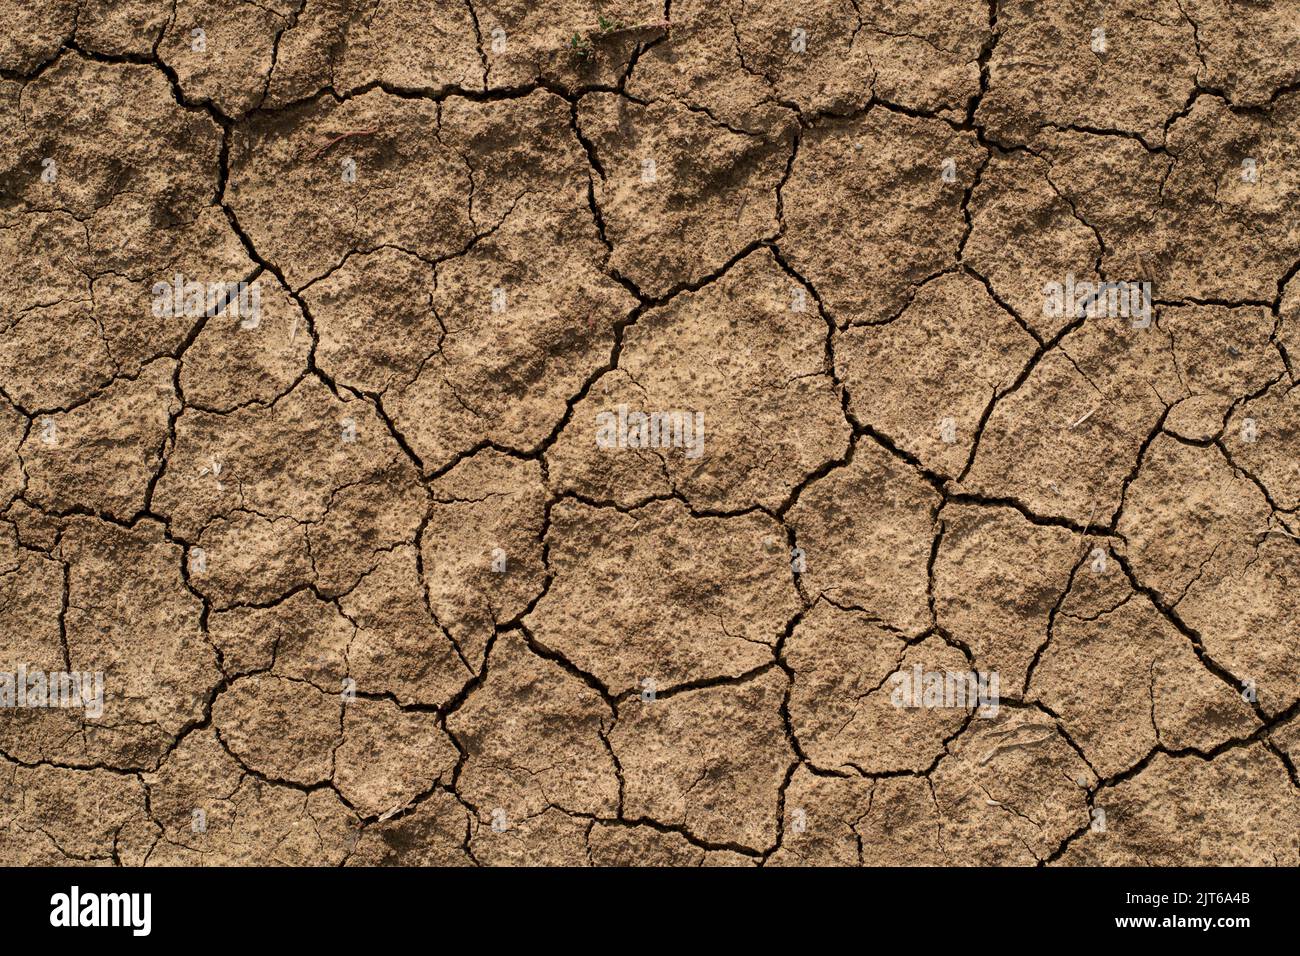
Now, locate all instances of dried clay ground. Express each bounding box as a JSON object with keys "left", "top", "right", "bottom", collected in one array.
[{"left": 1, "top": 0, "right": 1299, "bottom": 867}]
